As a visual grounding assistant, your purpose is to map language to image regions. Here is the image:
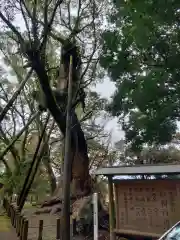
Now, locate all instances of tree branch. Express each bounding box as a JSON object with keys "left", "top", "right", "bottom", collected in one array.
[
  {"left": 0, "top": 125, "right": 20, "bottom": 167},
  {"left": 0, "top": 12, "right": 24, "bottom": 45},
  {"left": 0, "top": 111, "right": 40, "bottom": 160},
  {"left": 40, "top": 0, "right": 63, "bottom": 51},
  {"left": 18, "top": 112, "right": 50, "bottom": 210},
  {"left": 0, "top": 68, "right": 33, "bottom": 124},
  {"left": 19, "top": 0, "right": 31, "bottom": 41}
]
